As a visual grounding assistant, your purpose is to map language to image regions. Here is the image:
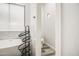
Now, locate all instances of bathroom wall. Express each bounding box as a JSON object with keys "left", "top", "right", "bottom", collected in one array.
[
  {"left": 25, "top": 3, "right": 31, "bottom": 26},
  {"left": 0, "top": 4, "right": 9, "bottom": 31},
  {"left": 41, "top": 3, "right": 56, "bottom": 47},
  {"left": 61, "top": 3, "right": 79, "bottom": 56},
  {"left": 0, "top": 4, "right": 24, "bottom": 31}
]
